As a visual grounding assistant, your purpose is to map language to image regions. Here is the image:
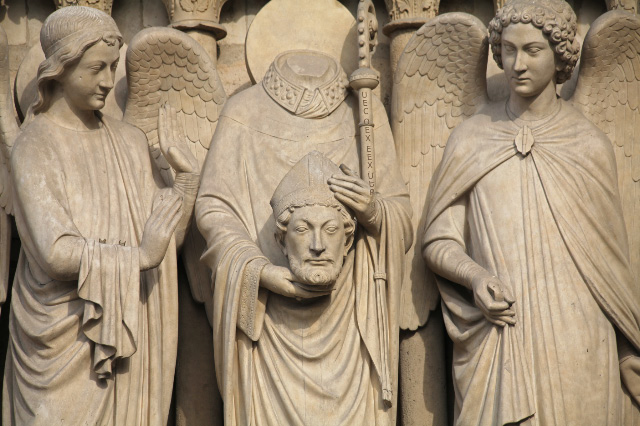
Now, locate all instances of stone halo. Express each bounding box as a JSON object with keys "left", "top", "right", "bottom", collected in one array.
[{"left": 244, "top": 0, "right": 358, "bottom": 84}]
